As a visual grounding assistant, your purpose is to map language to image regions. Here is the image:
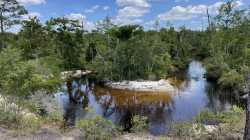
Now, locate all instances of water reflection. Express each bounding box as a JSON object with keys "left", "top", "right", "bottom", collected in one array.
[
  {"left": 57, "top": 61, "right": 238, "bottom": 136},
  {"left": 93, "top": 86, "right": 175, "bottom": 134}
]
